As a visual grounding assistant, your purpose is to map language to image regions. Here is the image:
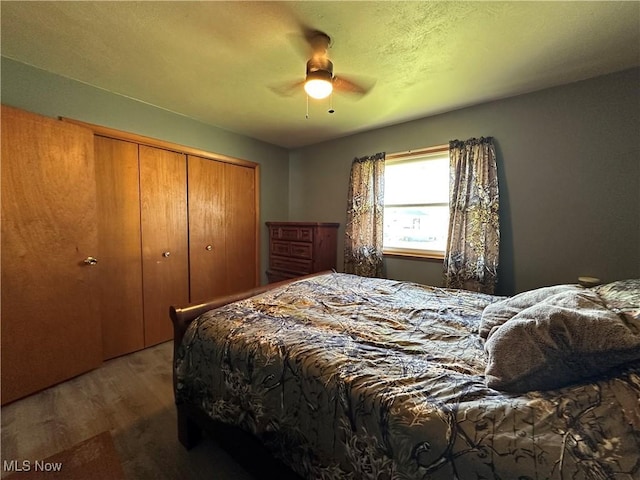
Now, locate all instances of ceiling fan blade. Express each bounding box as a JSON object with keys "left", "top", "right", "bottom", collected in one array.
[
  {"left": 302, "top": 26, "right": 331, "bottom": 54},
  {"left": 287, "top": 22, "right": 331, "bottom": 58},
  {"left": 269, "top": 79, "right": 306, "bottom": 97},
  {"left": 333, "top": 75, "right": 376, "bottom": 97}
]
